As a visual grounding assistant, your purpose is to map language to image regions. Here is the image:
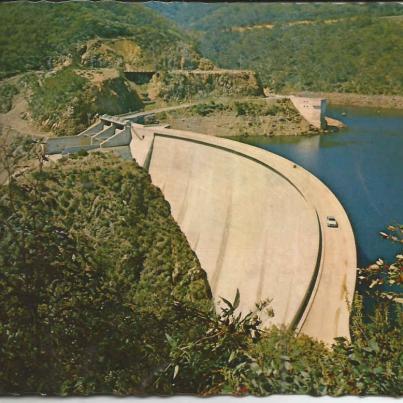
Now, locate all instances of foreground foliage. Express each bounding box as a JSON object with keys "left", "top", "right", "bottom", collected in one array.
[
  {"left": 0, "top": 149, "right": 211, "bottom": 394},
  {"left": 0, "top": 140, "right": 401, "bottom": 396},
  {"left": 154, "top": 287, "right": 401, "bottom": 396}
]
